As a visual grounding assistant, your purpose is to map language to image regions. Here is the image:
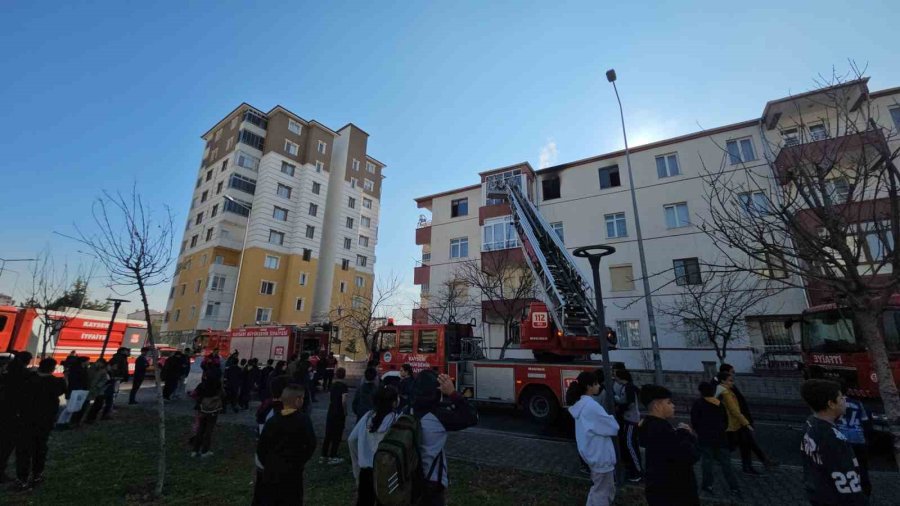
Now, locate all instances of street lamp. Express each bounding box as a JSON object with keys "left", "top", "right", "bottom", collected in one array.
[
  {"left": 224, "top": 195, "right": 252, "bottom": 329},
  {"left": 0, "top": 257, "right": 36, "bottom": 281},
  {"left": 606, "top": 69, "right": 664, "bottom": 385},
  {"left": 100, "top": 298, "right": 130, "bottom": 359}
]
